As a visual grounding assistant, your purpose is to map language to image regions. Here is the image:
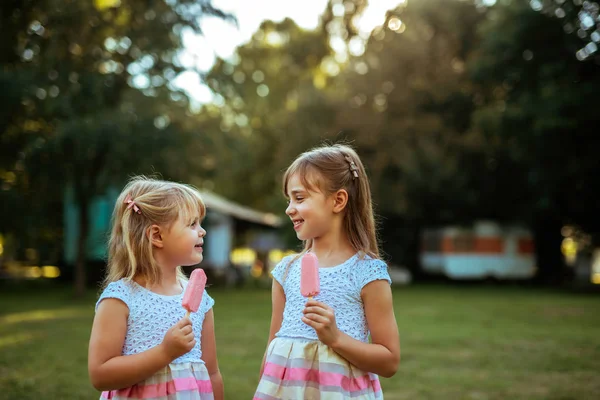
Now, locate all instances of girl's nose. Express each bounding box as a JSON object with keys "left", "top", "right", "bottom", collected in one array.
[{"left": 285, "top": 203, "right": 294, "bottom": 216}]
